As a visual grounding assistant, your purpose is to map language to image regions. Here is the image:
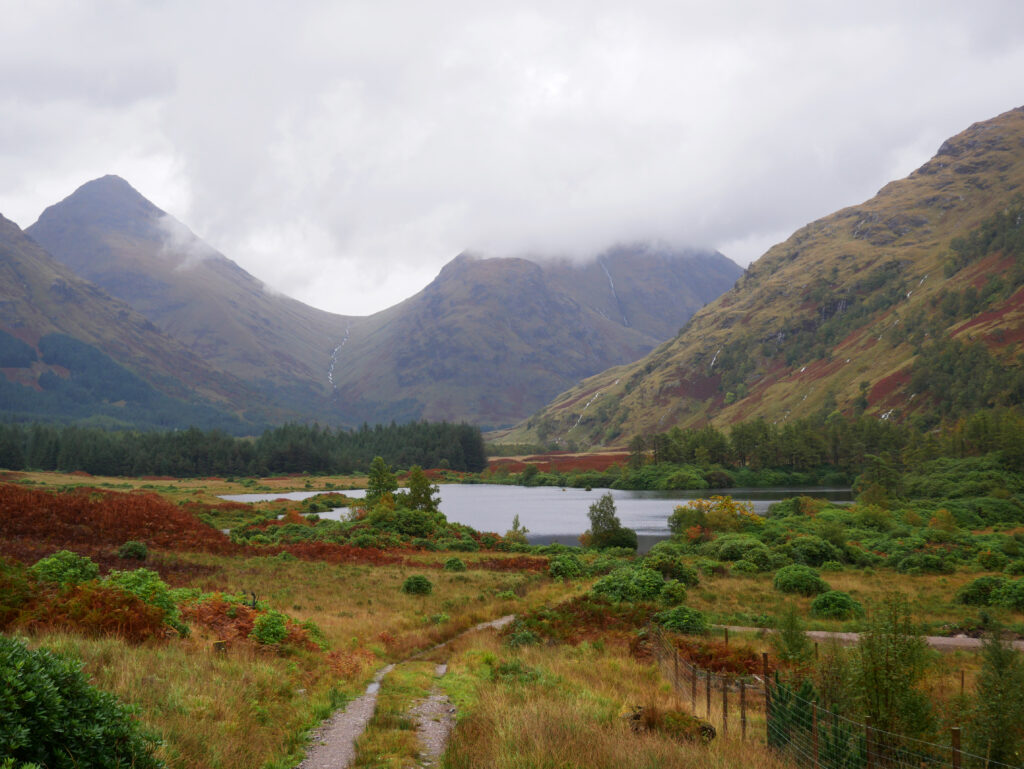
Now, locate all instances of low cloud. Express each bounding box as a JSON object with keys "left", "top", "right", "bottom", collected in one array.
[{"left": 1, "top": 2, "right": 1023, "bottom": 315}]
